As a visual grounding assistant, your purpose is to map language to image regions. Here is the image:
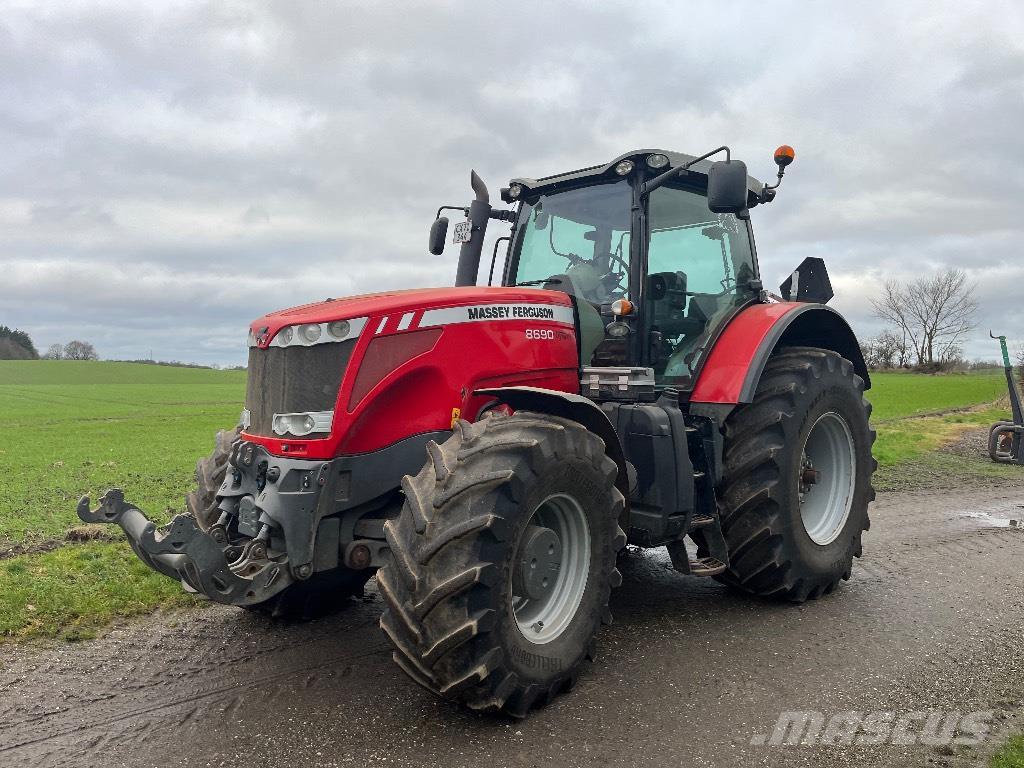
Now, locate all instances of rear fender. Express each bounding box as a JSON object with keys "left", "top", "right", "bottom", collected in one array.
[
  {"left": 691, "top": 303, "right": 870, "bottom": 405},
  {"left": 474, "top": 386, "right": 630, "bottom": 516}
]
